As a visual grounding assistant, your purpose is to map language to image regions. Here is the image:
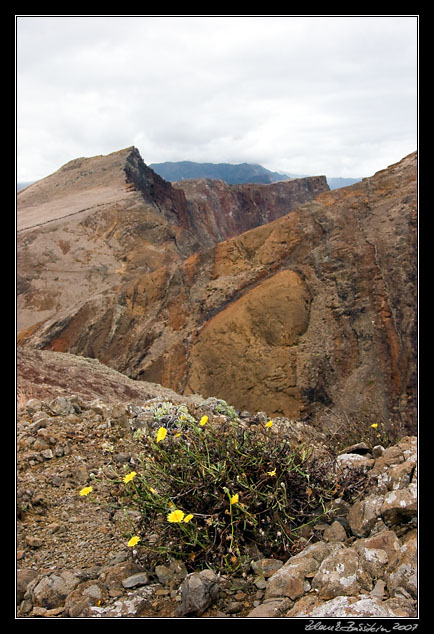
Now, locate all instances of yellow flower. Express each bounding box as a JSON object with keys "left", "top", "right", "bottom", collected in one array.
[
  {"left": 149, "top": 487, "right": 157, "bottom": 494},
  {"left": 127, "top": 535, "right": 140, "bottom": 548},
  {"left": 184, "top": 514, "right": 194, "bottom": 523},
  {"left": 79, "top": 486, "right": 93, "bottom": 497},
  {"left": 265, "top": 420, "right": 273, "bottom": 428},
  {"left": 371, "top": 423, "right": 379, "bottom": 429},
  {"left": 230, "top": 493, "right": 239, "bottom": 505},
  {"left": 267, "top": 468, "right": 276, "bottom": 477},
  {"left": 167, "top": 509, "right": 185, "bottom": 523},
  {"left": 123, "top": 471, "right": 137, "bottom": 483},
  {"left": 156, "top": 427, "right": 167, "bottom": 443},
  {"left": 199, "top": 415, "right": 208, "bottom": 426}
]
